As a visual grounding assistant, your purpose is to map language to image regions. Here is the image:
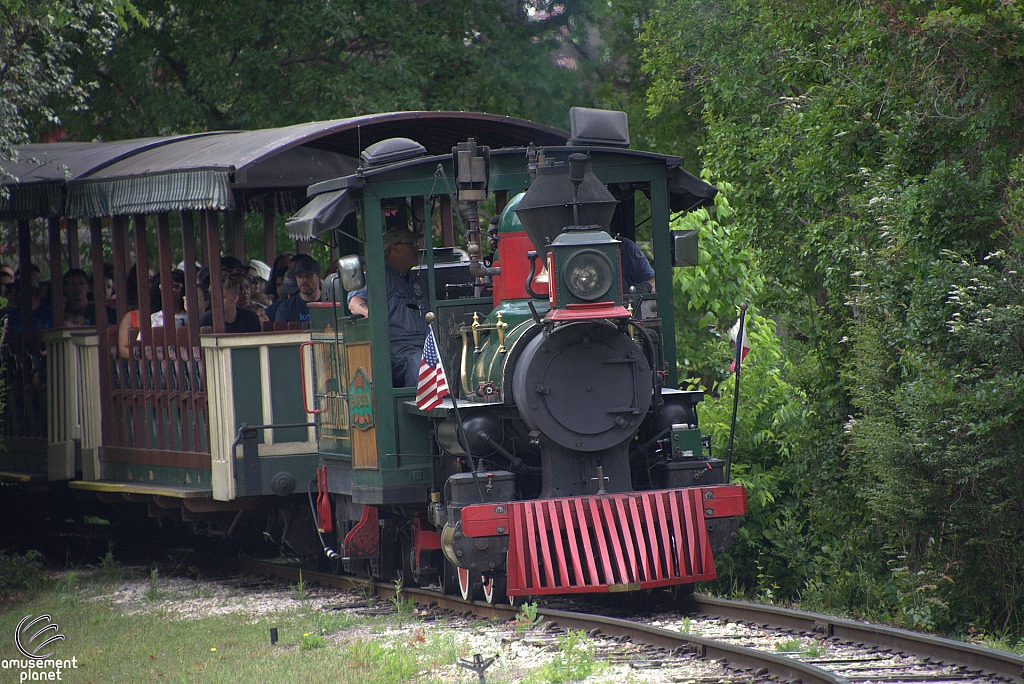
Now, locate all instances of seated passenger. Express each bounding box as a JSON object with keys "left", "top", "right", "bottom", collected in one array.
[
  {"left": 264, "top": 268, "right": 296, "bottom": 322},
  {"left": 347, "top": 228, "right": 428, "bottom": 387},
  {"left": 248, "top": 259, "right": 273, "bottom": 306},
  {"left": 4, "top": 268, "right": 54, "bottom": 332},
  {"left": 62, "top": 268, "right": 116, "bottom": 326},
  {"left": 273, "top": 256, "right": 323, "bottom": 326},
  {"left": 200, "top": 274, "right": 261, "bottom": 333},
  {"left": 117, "top": 269, "right": 186, "bottom": 358},
  {"left": 1, "top": 264, "right": 14, "bottom": 297}
]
